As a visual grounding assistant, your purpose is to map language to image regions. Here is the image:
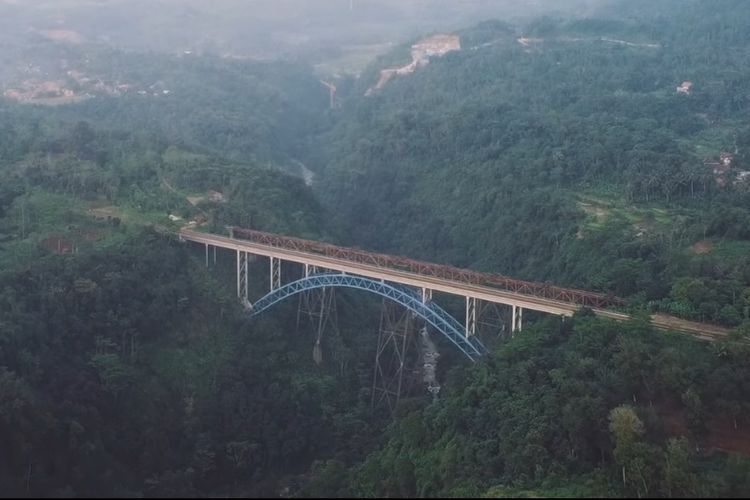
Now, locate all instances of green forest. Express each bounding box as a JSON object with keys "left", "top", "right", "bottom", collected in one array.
[
  {"left": 318, "top": 1, "right": 750, "bottom": 327},
  {"left": 2, "top": 0, "right": 750, "bottom": 497}
]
